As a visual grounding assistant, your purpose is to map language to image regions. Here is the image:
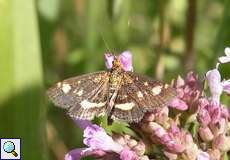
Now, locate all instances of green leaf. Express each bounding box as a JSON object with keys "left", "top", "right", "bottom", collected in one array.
[
  {"left": 98, "top": 116, "right": 138, "bottom": 138},
  {"left": 0, "top": 0, "right": 48, "bottom": 159},
  {"left": 191, "top": 122, "right": 199, "bottom": 138}
]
